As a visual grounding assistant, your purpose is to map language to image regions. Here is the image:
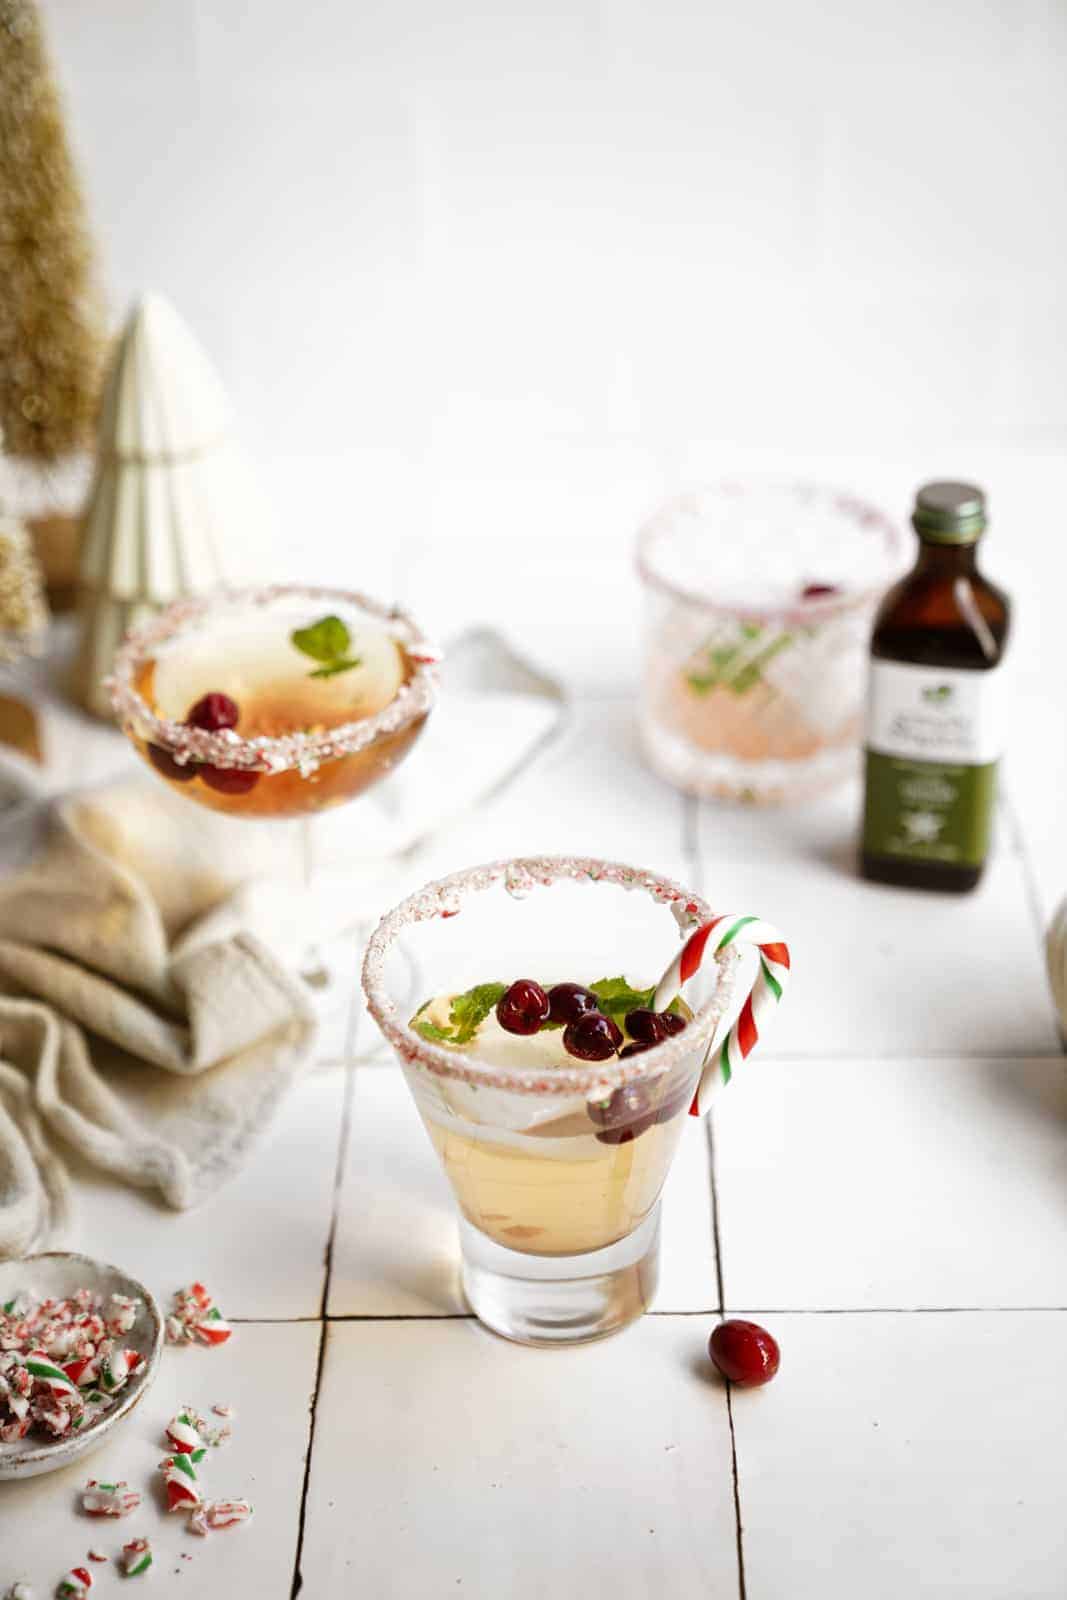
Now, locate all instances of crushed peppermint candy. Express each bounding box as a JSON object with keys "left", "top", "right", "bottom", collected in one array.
[
  {"left": 120, "top": 1539, "right": 153, "bottom": 1579},
  {"left": 54, "top": 1570, "right": 93, "bottom": 1600},
  {"left": 165, "top": 1411, "right": 207, "bottom": 1456},
  {"left": 0, "top": 1290, "right": 145, "bottom": 1444},
  {"left": 159, "top": 1452, "right": 201, "bottom": 1512},
  {"left": 85, "top": 1554, "right": 106, "bottom": 1566},
  {"left": 81, "top": 1480, "right": 142, "bottom": 1518},
  {"left": 211, "top": 1402, "right": 235, "bottom": 1419},
  {"left": 172, "top": 1403, "right": 231, "bottom": 1447},
  {"left": 5, "top": 1583, "right": 35, "bottom": 1600},
  {"left": 165, "top": 1284, "right": 232, "bottom": 1348},
  {"left": 189, "top": 1498, "right": 254, "bottom": 1536}
]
